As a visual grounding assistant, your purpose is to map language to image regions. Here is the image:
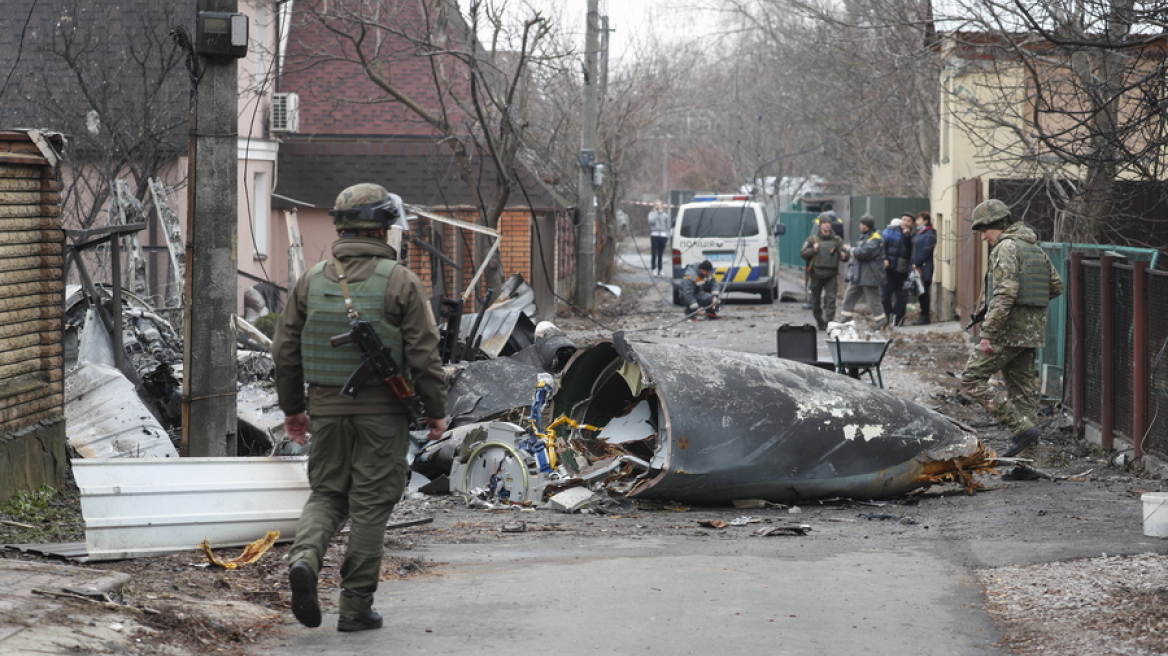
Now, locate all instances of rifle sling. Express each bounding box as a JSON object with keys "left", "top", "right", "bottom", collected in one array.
[{"left": 331, "top": 258, "right": 360, "bottom": 321}]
